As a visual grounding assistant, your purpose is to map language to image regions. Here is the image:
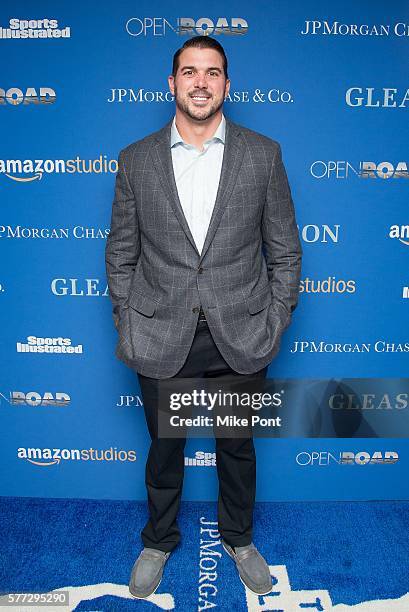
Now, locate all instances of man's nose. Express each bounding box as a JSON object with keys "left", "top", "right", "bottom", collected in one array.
[{"left": 194, "top": 73, "right": 208, "bottom": 88}]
